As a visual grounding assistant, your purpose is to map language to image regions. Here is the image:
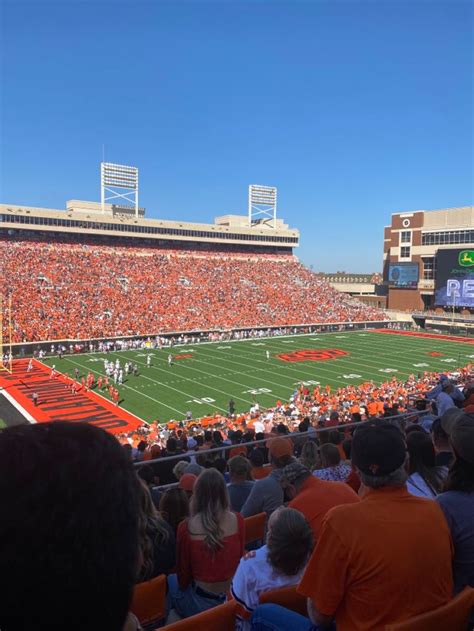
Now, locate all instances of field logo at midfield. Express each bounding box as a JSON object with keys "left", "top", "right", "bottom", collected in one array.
[
  {"left": 459, "top": 250, "right": 474, "bottom": 267},
  {"left": 277, "top": 348, "right": 349, "bottom": 363}
]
